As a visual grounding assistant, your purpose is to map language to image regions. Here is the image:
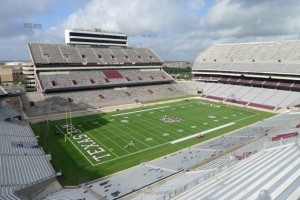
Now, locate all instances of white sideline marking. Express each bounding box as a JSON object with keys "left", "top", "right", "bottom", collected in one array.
[
  {"left": 112, "top": 106, "right": 170, "bottom": 116},
  {"left": 170, "top": 122, "right": 235, "bottom": 144},
  {"left": 93, "top": 142, "right": 168, "bottom": 166},
  {"left": 55, "top": 125, "right": 95, "bottom": 166}
]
